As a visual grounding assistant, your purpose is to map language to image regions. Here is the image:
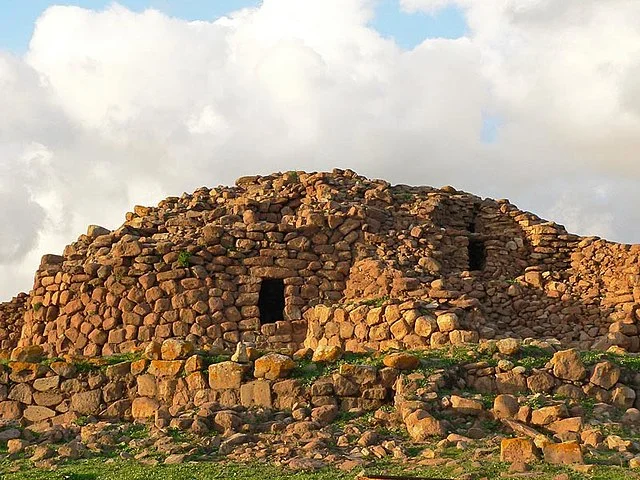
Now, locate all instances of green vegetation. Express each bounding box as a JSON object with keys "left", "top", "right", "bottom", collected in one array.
[
  {"left": 41, "top": 356, "right": 64, "bottom": 367},
  {"left": 477, "top": 393, "right": 498, "bottom": 410},
  {"left": 579, "top": 396, "right": 597, "bottom": 416},
  {"left": 392, "top": 191, "right": 415, "bottom": 203},
  {"left": 580, "top": 350, "right": 640, "bottom": 371},
  {"left": 525, "top": 393, "right": 547, "bottom": 410},
  {"left": 344, "top": 296, "right": 390, "bottom": 308},
  {"left": 332, "top": 410, "right": 374, "bottom": 430},
  {"left": 177, "top": 251, "right": 191, "bottom": 267},
  {"left": 359, "top": 296, "right": 389, "bottom": 308},
  {"left": 513, "top": 345, "right": 553, "bottom": 372},
  {"left": 201, "top": 353, "right": 231, "bottom": 368},
  {"left": 287, "top": 171, "right": 299, "bottom": 183},
  {"left": 290, "top": 352, "right": 384, "bottom": 386},
  {"left": 121, "top": 424, "right": 149, "bottom": 441},
  {"left": 0, "top": 460, "right": 350, "bottom": 480},
  {"left": 1, "top": 455, "right": 638, "bottom": 480},
  {"left": 411, "top": 345, "right": 495, "bottom": 376},
  {"left": 166, "top": 427, "right": 192, "bottom": 443},
  {"left": 75, "top": 416, "right": 90, "bottom": 426},
  {"left": 73, "top": 351, "right": 145, "bottom": 374}
]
